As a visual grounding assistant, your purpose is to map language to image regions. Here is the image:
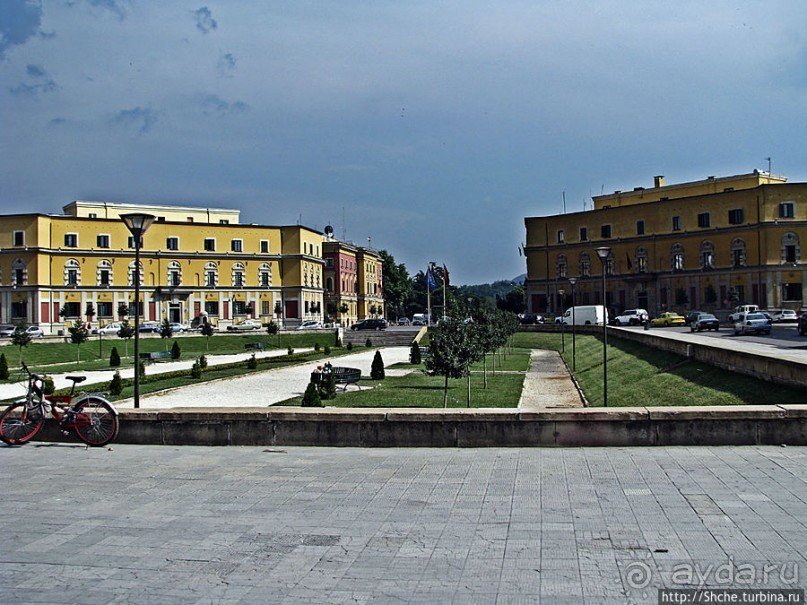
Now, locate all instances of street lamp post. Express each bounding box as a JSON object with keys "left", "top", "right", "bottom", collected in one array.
[
  {"left": 568, "top": 277, "right": 577, "bottom": 371},
  {"left": 121, "top": 213, "right": 155, "bottom": 409},
  {"left": 558, "top": 289, "right": 565, "bottom": 353},
  {"left": 595, "top": 246, "right": 611, "bottom": 407}
]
